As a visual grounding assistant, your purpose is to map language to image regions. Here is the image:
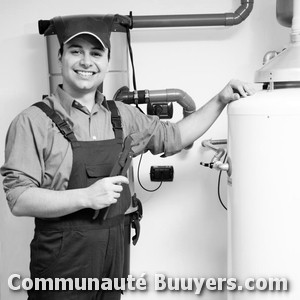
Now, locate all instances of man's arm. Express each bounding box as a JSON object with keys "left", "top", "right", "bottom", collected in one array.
[
  {"left": 12, "top": 176, "right": 128, "bottom": 218},
  {"left": 1, "top": 107, "right": 129, "bottom": 218},
  {"left": 177, "top": 79, "right": 255, "bottom": 148}
]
